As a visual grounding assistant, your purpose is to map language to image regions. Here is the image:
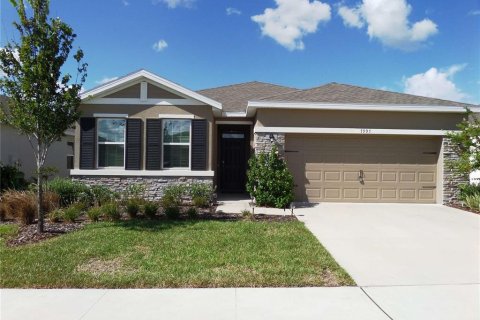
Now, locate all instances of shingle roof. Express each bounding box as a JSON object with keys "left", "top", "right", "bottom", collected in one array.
[
  {"left": 197, "top": 81, "right": 297, "bottom": 112},
  {"left": 258, "top": 82, "right": 475, "bottom": 107}
]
